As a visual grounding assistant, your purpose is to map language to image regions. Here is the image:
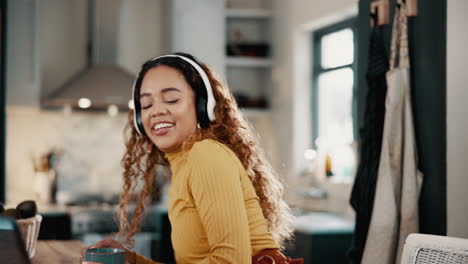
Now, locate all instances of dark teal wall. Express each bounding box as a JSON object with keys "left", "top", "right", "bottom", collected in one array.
[
  {"left": 0, "top": 0, "right": 6, "bottom": 204},
  {"left": 357, "top": 0, "right": 447, "bottom": 235}
]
